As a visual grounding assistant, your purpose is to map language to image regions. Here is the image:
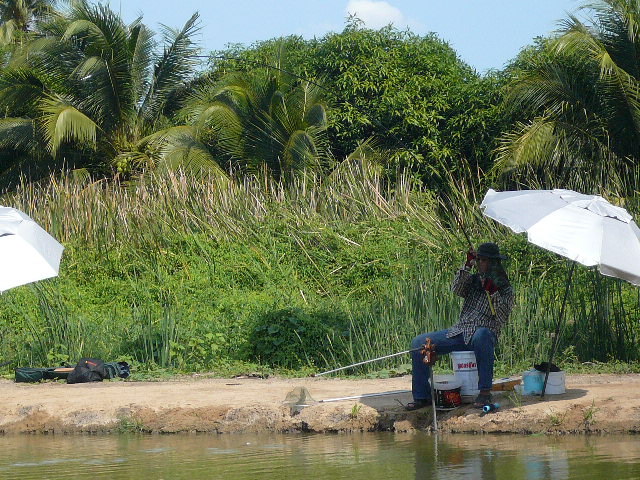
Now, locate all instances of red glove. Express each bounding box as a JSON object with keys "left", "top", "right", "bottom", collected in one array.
[
  {"left": 465, "top": 248, "right": 476, "bottom": 268},
  {"left": 483, "top": 278, "right": 498, "bottom": 294}
]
